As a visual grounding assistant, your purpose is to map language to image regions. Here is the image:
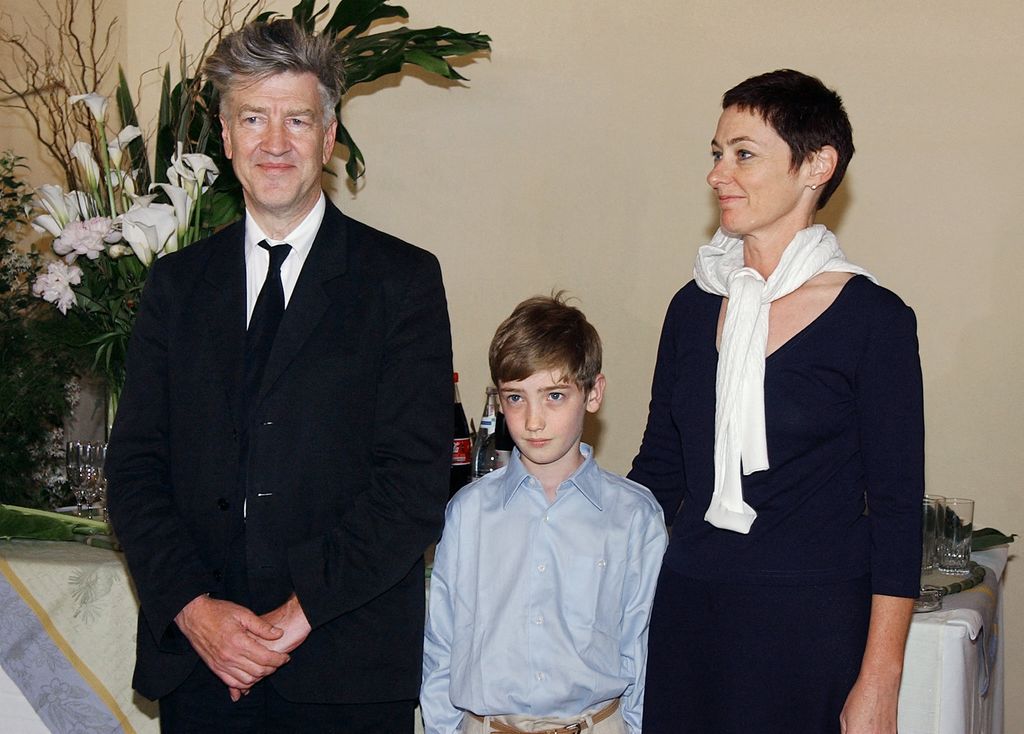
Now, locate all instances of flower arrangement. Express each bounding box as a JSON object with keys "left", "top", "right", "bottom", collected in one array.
[
  {"left": 2, "top": 0, "right": 490, "bottom": 419},
  {"left": 30, "top": 94, "right": 221, "bottom": 401}
]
